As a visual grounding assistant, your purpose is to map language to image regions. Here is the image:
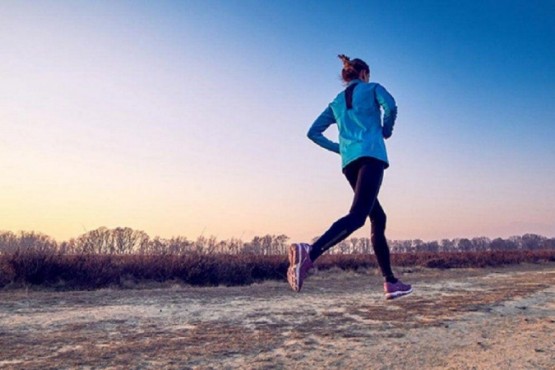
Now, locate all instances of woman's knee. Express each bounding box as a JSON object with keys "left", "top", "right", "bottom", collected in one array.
[
  {"left": 349, "top": 212, "right": 367, "bottom": 230},
  {"left": 371, "top": 212, "right": 387, "bottom": 233}
]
